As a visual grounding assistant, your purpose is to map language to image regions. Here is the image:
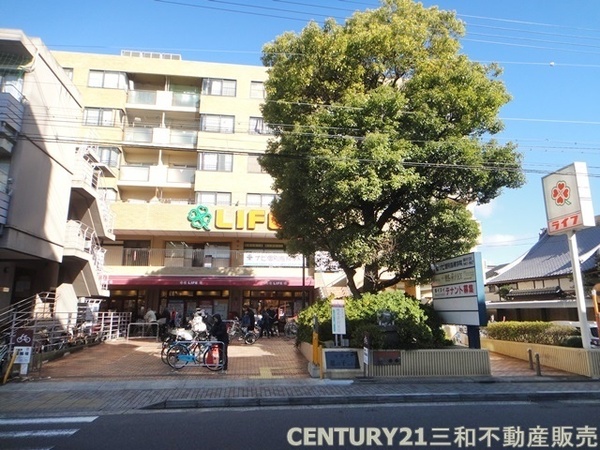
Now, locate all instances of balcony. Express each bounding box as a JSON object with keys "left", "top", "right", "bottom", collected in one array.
[
  {"left": 123, "top": 126, "right": 198, "bottom": 148},
  {"left": 0, "top": 91, "right": 24, "bottom": 135},
  {"left": 126, "top": 90, "right": 199, "bottom": 112},
  {"left": 119, "top": 165, "right": 195, "bottom": 187}
]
